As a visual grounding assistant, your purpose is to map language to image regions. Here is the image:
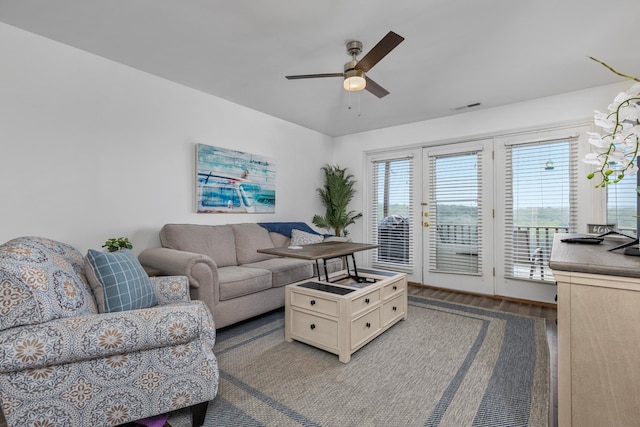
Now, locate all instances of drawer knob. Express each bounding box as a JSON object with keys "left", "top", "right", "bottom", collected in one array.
[
  {"left": 310, "top": 300, "right": 316, "bottom": 306},
  {"left": 393, "top": 285, "right": 397, "bottom": 291},
  {"left": 365, "top": 298, "right": 370, "bottom": 304},
  {"left": 366, "top": 322, "right": 371, "bottom": 328},
  {"left": 392, "top": 306, "right": 397, "bottom": 311},
  {"left": 310, "top": 324, "right": 316, "bottom": 330}
]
